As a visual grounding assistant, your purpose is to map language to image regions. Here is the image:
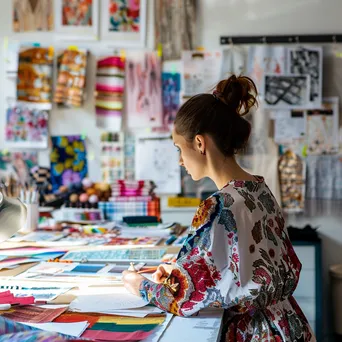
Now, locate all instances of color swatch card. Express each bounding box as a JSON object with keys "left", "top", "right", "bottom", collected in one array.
[
  {"left": 50, "top": 135, "right": 88, "bottom": 192},
  {"left": 17, "top": 46, "right": 54, "bottom": 108},
  {"left": 5, "top": 105, "right": 49, "bottom": 148},
  {"left": 125, "top": 51, "right": 163, "bottom": 128},
  {"left": 96, "top": 56, "right": 125, "bottom": 131}
]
